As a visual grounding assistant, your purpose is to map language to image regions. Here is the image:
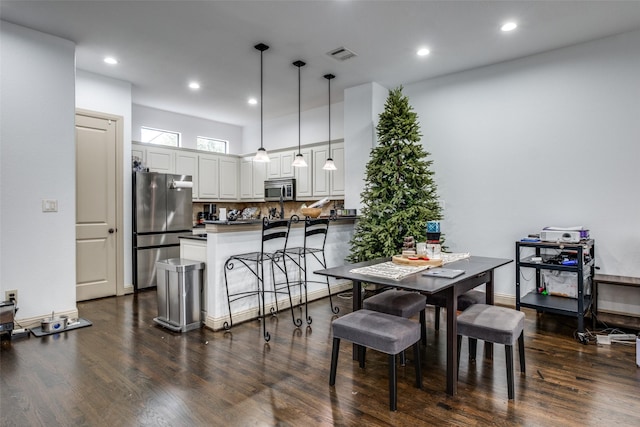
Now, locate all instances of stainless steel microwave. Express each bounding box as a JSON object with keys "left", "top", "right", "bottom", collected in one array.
[{"left": 264, "top": 178, "right": 296, "bottom": 201}]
